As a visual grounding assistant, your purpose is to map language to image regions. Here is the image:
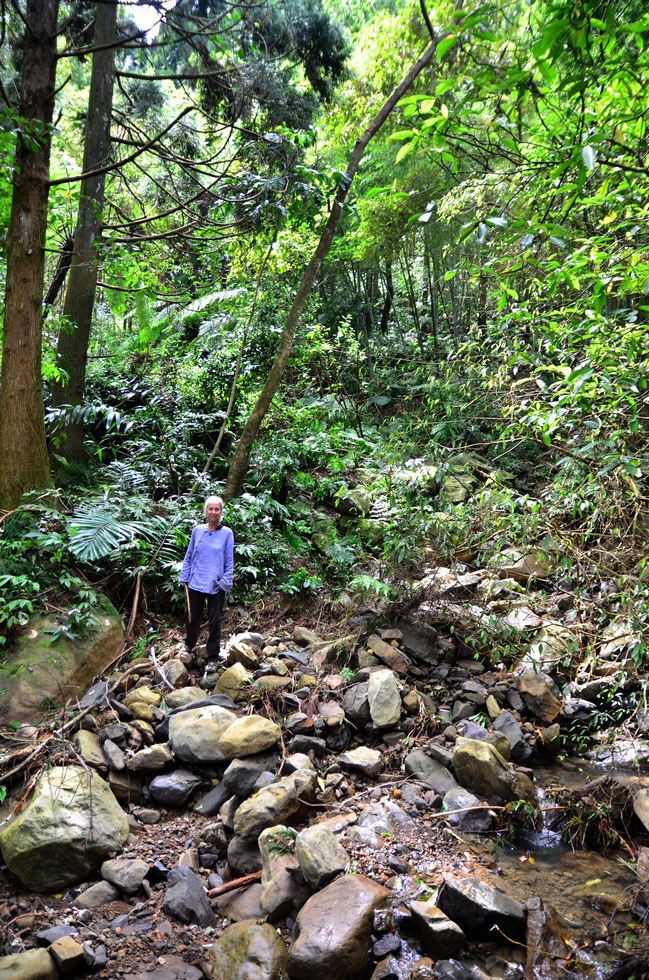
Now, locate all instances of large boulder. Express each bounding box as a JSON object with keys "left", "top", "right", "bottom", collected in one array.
[
  {"left": 452, "top": 737, "right": 537, "bottom": 804},
  {"left": 234, "top": 769, "right": 317, "bottom": 841},
  {"left": 0, "top": 595, "right": 123, "bottom": 724},
  {"left": 217, "top": 716, "right": 281, "bottom": 760},
  {"left": 0, "top": 766, "right": 129, "bottom": 891},
  {"left": 210, "top": 921, "right": 287, "bottom": 980},
  {"left": 437, "top": 875, "right": 527, "bottom": 942},
  {"left": 0, "top": 948, "right": 58, "bottom": 979},
  {"left": 287, "top": 874, "right": 390, "bottom": 980},
  {"left": 168, "top": 704, "right": 237, "bottom": 762}
]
